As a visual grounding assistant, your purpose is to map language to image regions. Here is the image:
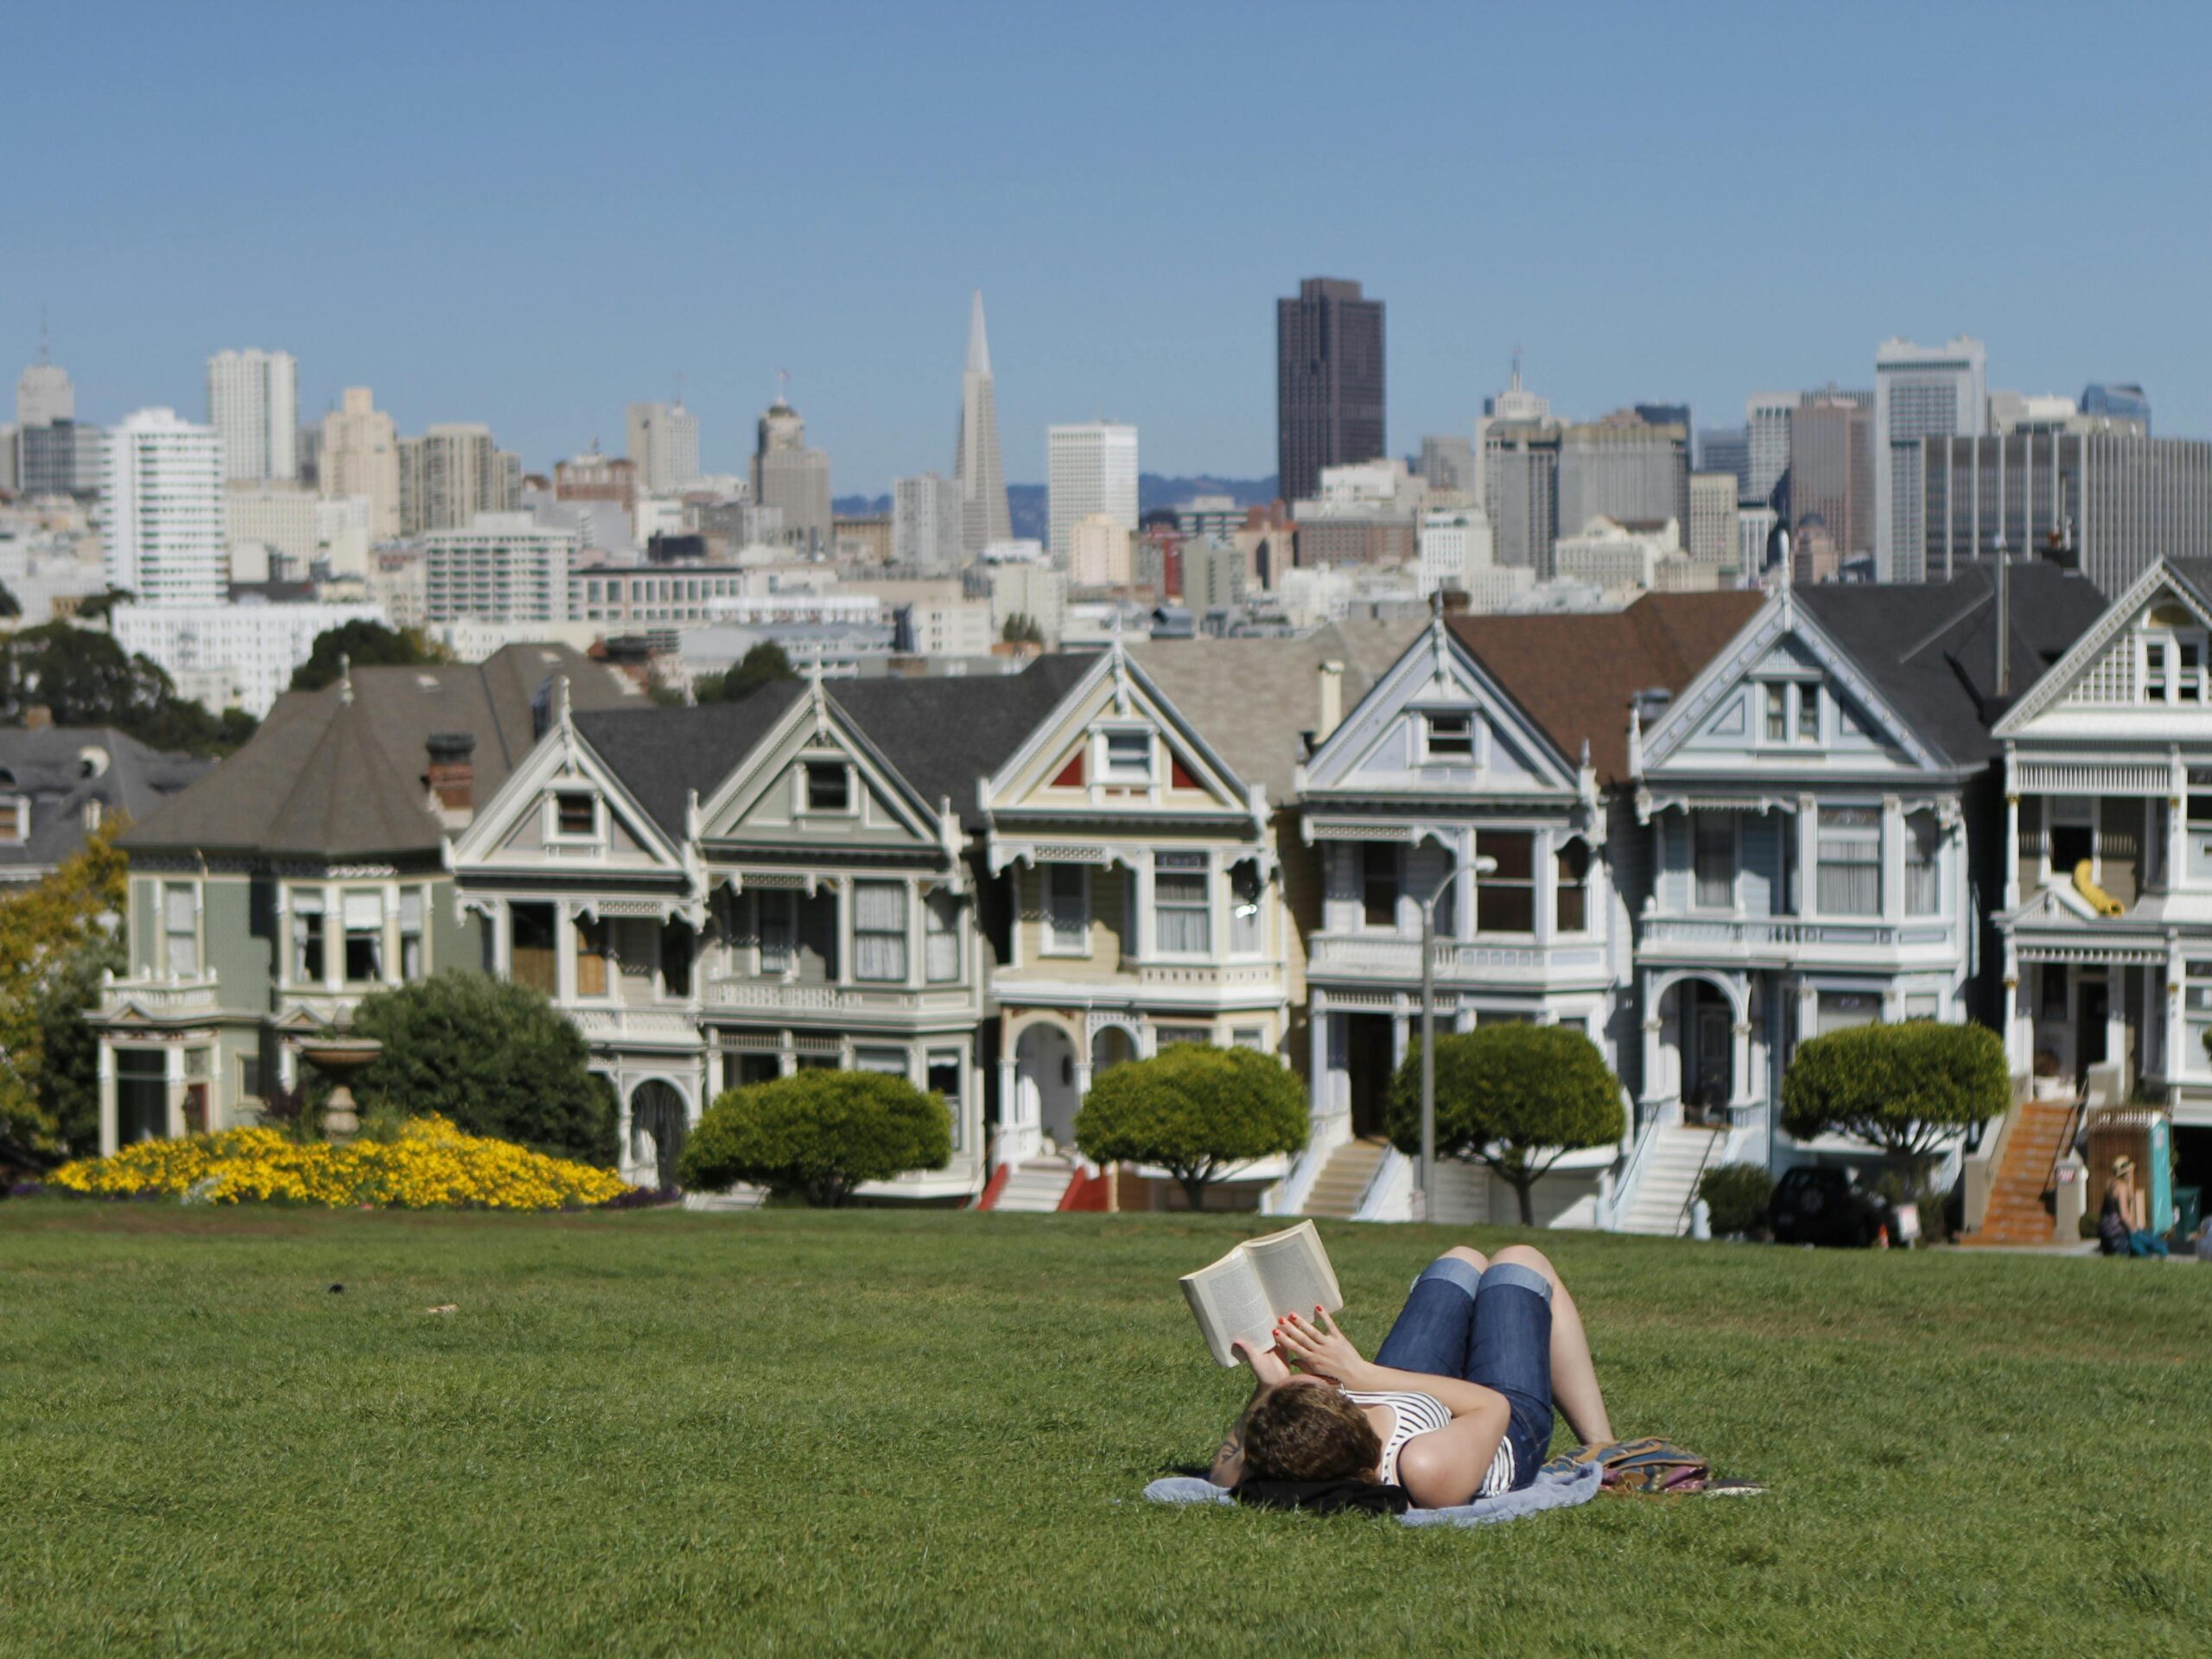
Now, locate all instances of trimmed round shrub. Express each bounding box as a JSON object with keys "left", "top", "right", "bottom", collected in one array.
[
  {"left": 1780, "top": 1020, "right": 2007, "bottom": 1172},
  {"left": 679, "top": 1070, "right": 951, "bottom": 1207},
  {"left": 1698, "top": 1161, "right": 1775, "bottom": 1238},
  {"left": 1074, "top": 1044, "right": 1308, "bottom": 1211}
]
